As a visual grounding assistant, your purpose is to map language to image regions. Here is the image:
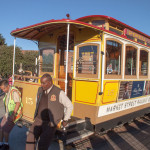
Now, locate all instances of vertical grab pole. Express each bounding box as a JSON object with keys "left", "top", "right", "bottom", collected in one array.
[
  {"left": 35, "top": 57, "right": 38, "bottom": 74},
  {"left": 12, "top": 37, "right": 16, "bottom": 85},
  {"left": 65, "top": 23, "right": 70, "bottom": 95}
]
